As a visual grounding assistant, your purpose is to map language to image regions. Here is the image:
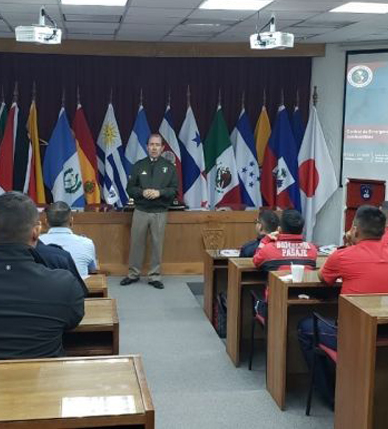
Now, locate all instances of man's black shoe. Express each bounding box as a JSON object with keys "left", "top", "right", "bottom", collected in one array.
[
  {"left": 120, "top": 277, "right": 139, "bottom": 286},
  {"left": 148, "top": 280, "right": 164, "bottom": 289}
]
